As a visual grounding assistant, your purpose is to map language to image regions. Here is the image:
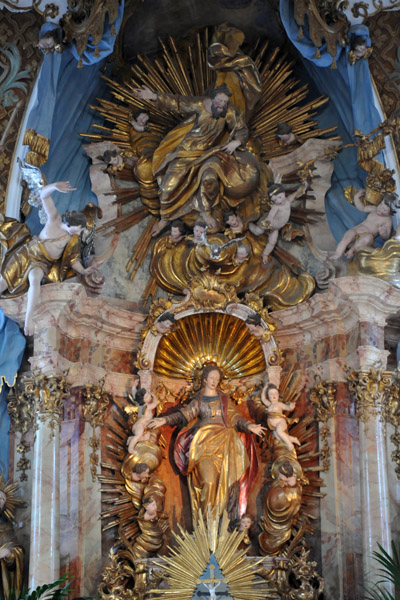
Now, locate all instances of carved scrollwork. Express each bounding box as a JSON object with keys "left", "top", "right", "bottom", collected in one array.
[
  {"left": 309, "top": 376, "right": 337, "bottom": 471},
  {"left": 81, "top": 379, "right": 111, "bottom": 482},
  {"left": 293, "top": 0, "right": 350, "bottom": 66},
  {"left": 7, "top": 386, "right": 38, "bottom": 481}
]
